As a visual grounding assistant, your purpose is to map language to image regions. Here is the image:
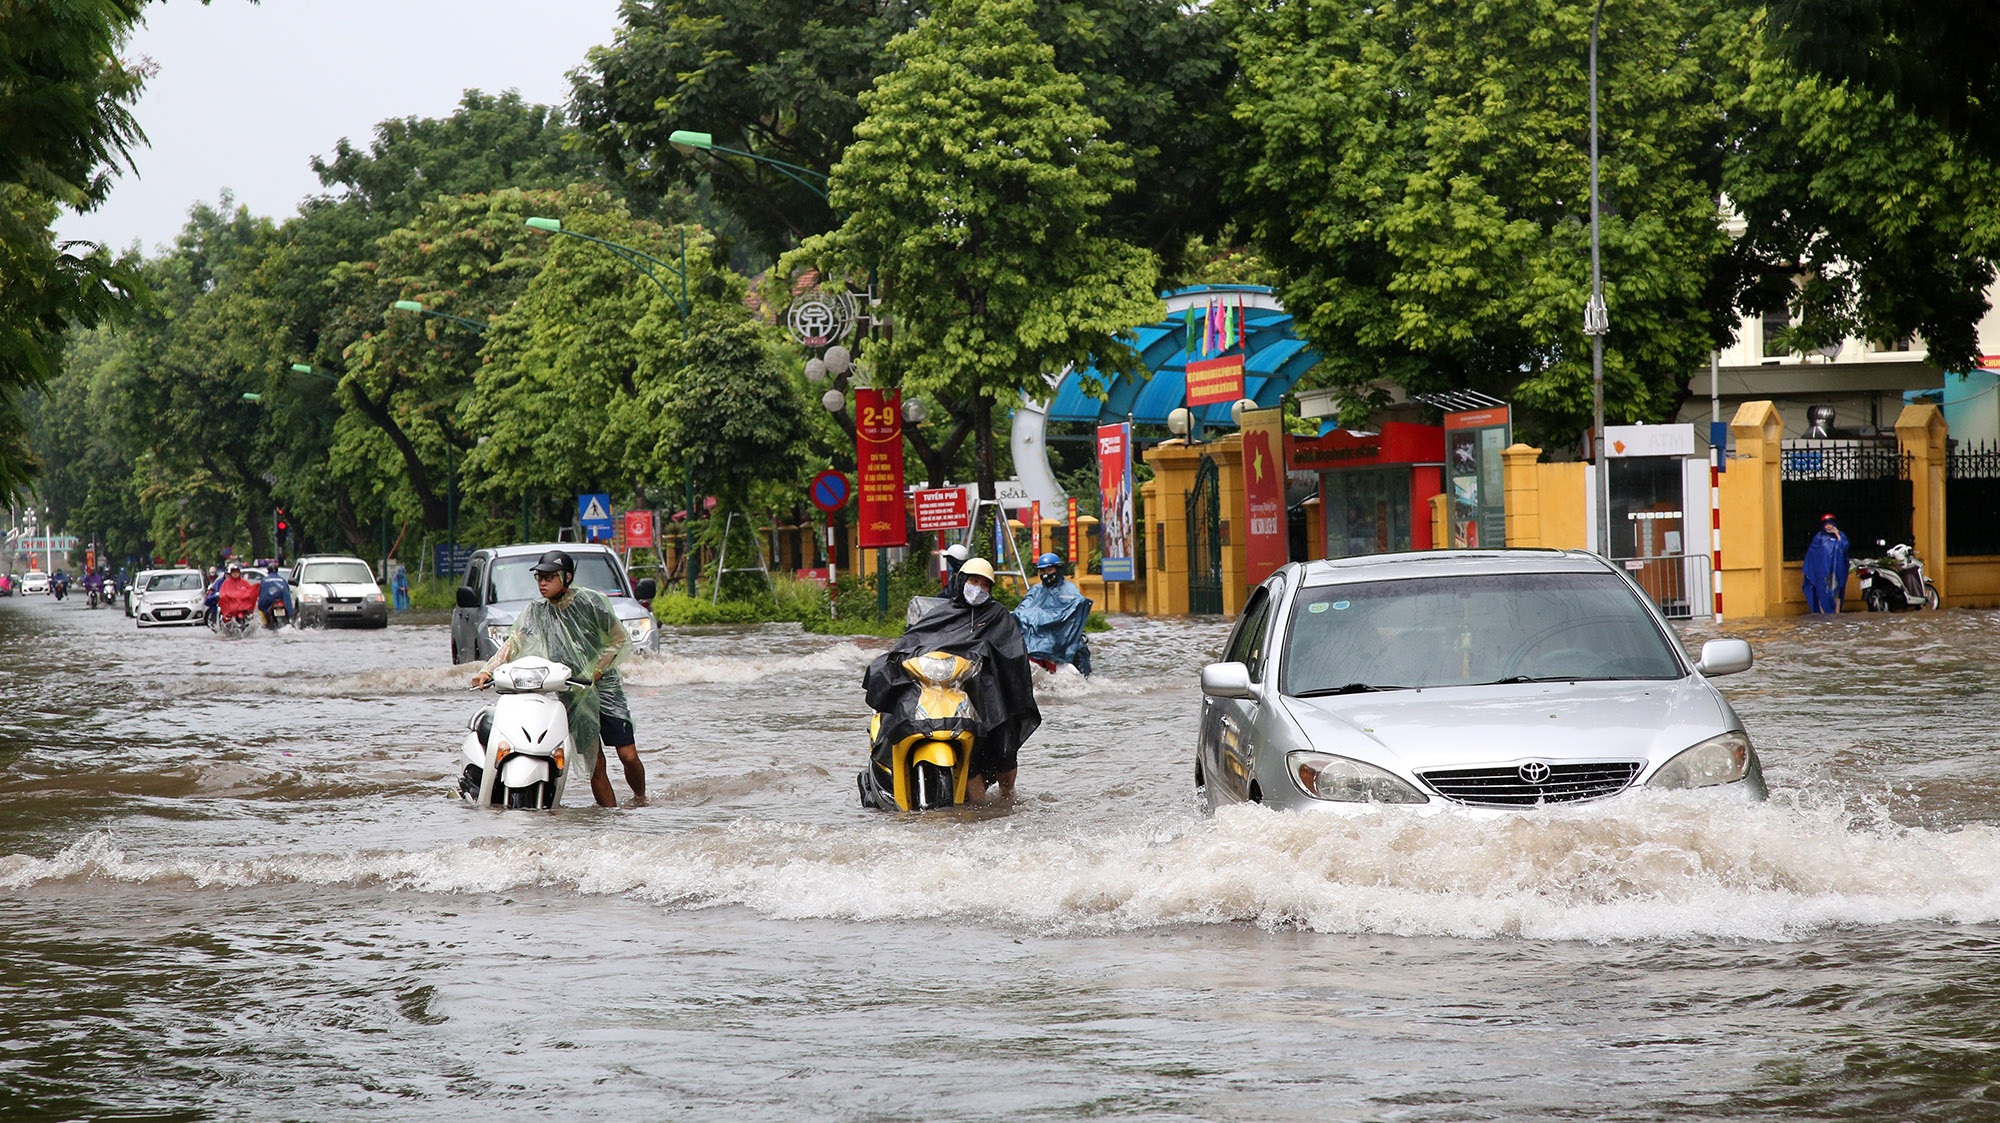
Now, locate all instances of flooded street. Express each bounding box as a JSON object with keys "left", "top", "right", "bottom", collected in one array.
[{"left": 6, "top": 597, "right": 2000, "bottom": 1120}]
